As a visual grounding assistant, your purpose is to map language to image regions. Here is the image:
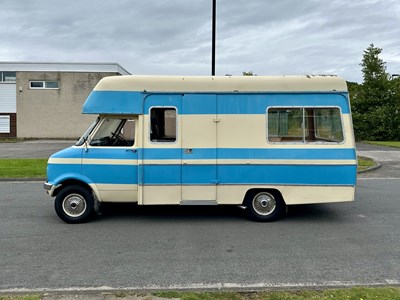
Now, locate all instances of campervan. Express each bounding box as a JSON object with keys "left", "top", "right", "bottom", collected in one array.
[{"left": 44, "top": 75, "right": 357, "bottom": 223}]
